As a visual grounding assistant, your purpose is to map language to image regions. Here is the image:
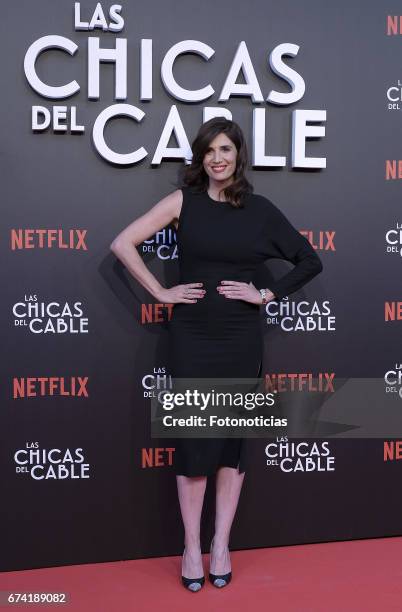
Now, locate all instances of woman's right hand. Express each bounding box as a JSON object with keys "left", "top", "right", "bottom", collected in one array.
[{"left": 156, "top": 283, "right": 205, "bottom": 304}]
